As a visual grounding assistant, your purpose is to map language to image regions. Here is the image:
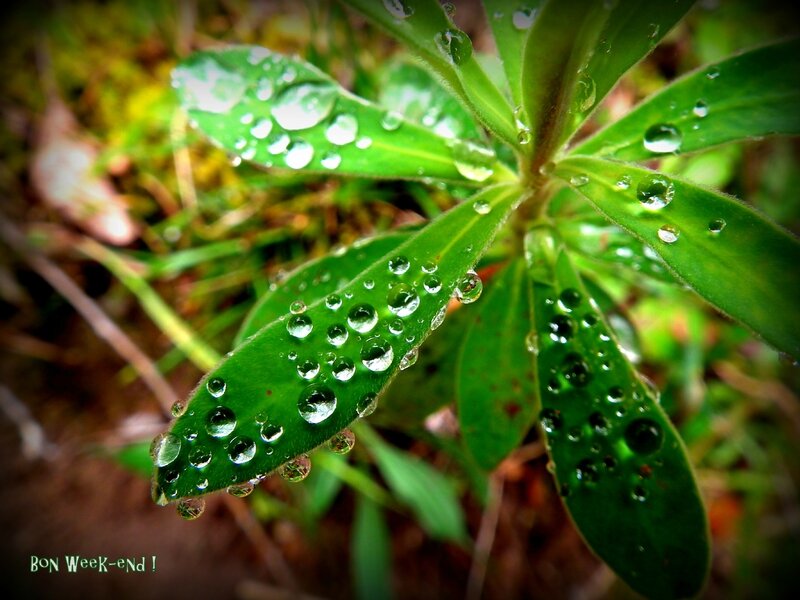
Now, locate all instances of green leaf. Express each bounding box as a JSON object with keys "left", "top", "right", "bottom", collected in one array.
[
  {"left": 483, "top": 1, "right": 543, "bottom": 110},
  {"left": 520, "top": 0, "right": 609, "bottom": 165},
  {"left": 352, "top": 495, "right": 394, "bottom": 600},
  {"left": 457, "top": 260, "right": 538, "bottom": 470},
  {"left": 108, "top": 441, "right": 153, "bottom": 478},
  {"left": 236, "top": 230, "right": 413, "bottom": 346},
  {"left": 361, "top": 426, "right": 467, "bottom": 543},
  {"left": 572, "top": 39, "right": 800, "bottom": 160},
  {"left": 341, "top": 0, "right": 517, "bottom": 147},
  {"left": 580, "top": 0, "right": 695, "bottom": 126},
  {"left": 377, "top": 58, "right": 483, "bottom": 141},
  {"left": 555, "top": 156, "right": 800, "bottom": 357},
  {"left": 525, "top": 226, "right": 709, "bottom": 599},
  {"left": 172, "top": 45, "right": 506, "bottom": 184},
  {"left": 152, "top": 183, "right": 522, "bottom": 501}
]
